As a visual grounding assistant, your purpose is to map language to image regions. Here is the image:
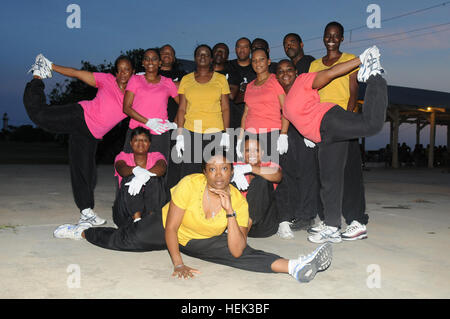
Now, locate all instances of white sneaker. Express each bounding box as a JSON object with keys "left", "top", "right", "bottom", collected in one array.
[
  {"left": 357, "top": 46, "right": 384, "bottom": 82},
  {"left": 308, "top": 225, "right": 342, "bottom": 243},
  {"left": 79, "top": 208, "right": 106, "bottom": 226},
  {"left": 307, "top": 220, "right": 326, "bottom": 234},
  {"left": 53, "top": 222, "right": 91, "bottom": 240},
  {"left": 277, "top": 221, "right": 294, "bottom": 239},
  {"left": 289, "top": 243, "right": 333, "bottom": 283},
  {"left": 341, "top": 220, "right": 367, "bottom": 241},
  {"left": 28, "top": 54, "right": 53, "bottom": 79}
]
